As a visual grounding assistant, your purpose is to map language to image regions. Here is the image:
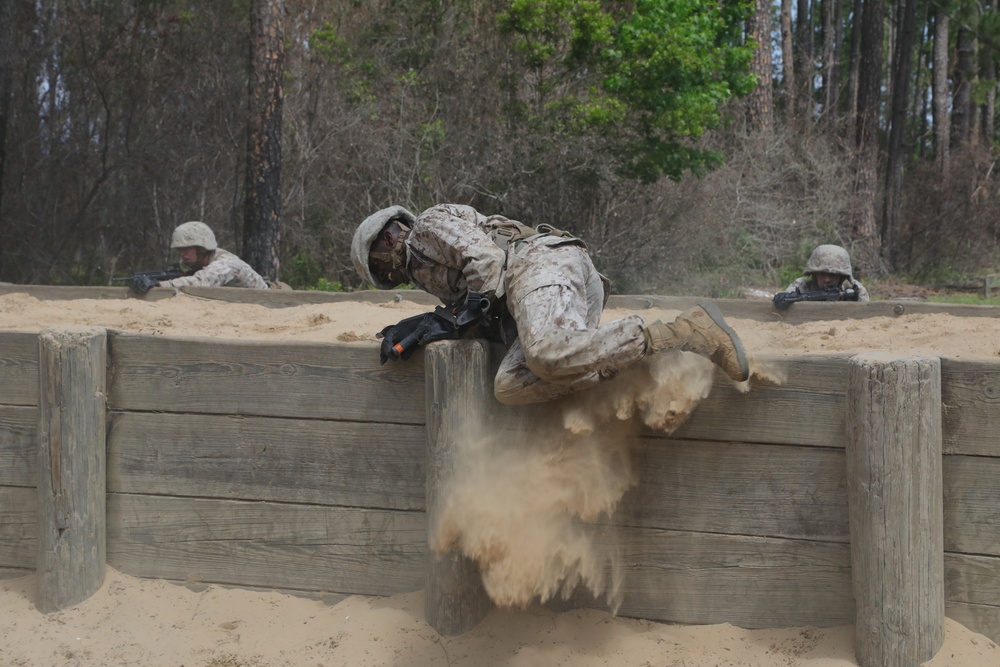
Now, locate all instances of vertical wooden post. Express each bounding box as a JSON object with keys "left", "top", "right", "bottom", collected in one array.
[
  {"left": 36, "top": 328, "right": 107, "bottom": 613},
  {"left": 846, "top": 353, "right": 944, "bottom": 667},
  {"left": 424, "top": 339, "right": 493, "bottom": 635}
]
